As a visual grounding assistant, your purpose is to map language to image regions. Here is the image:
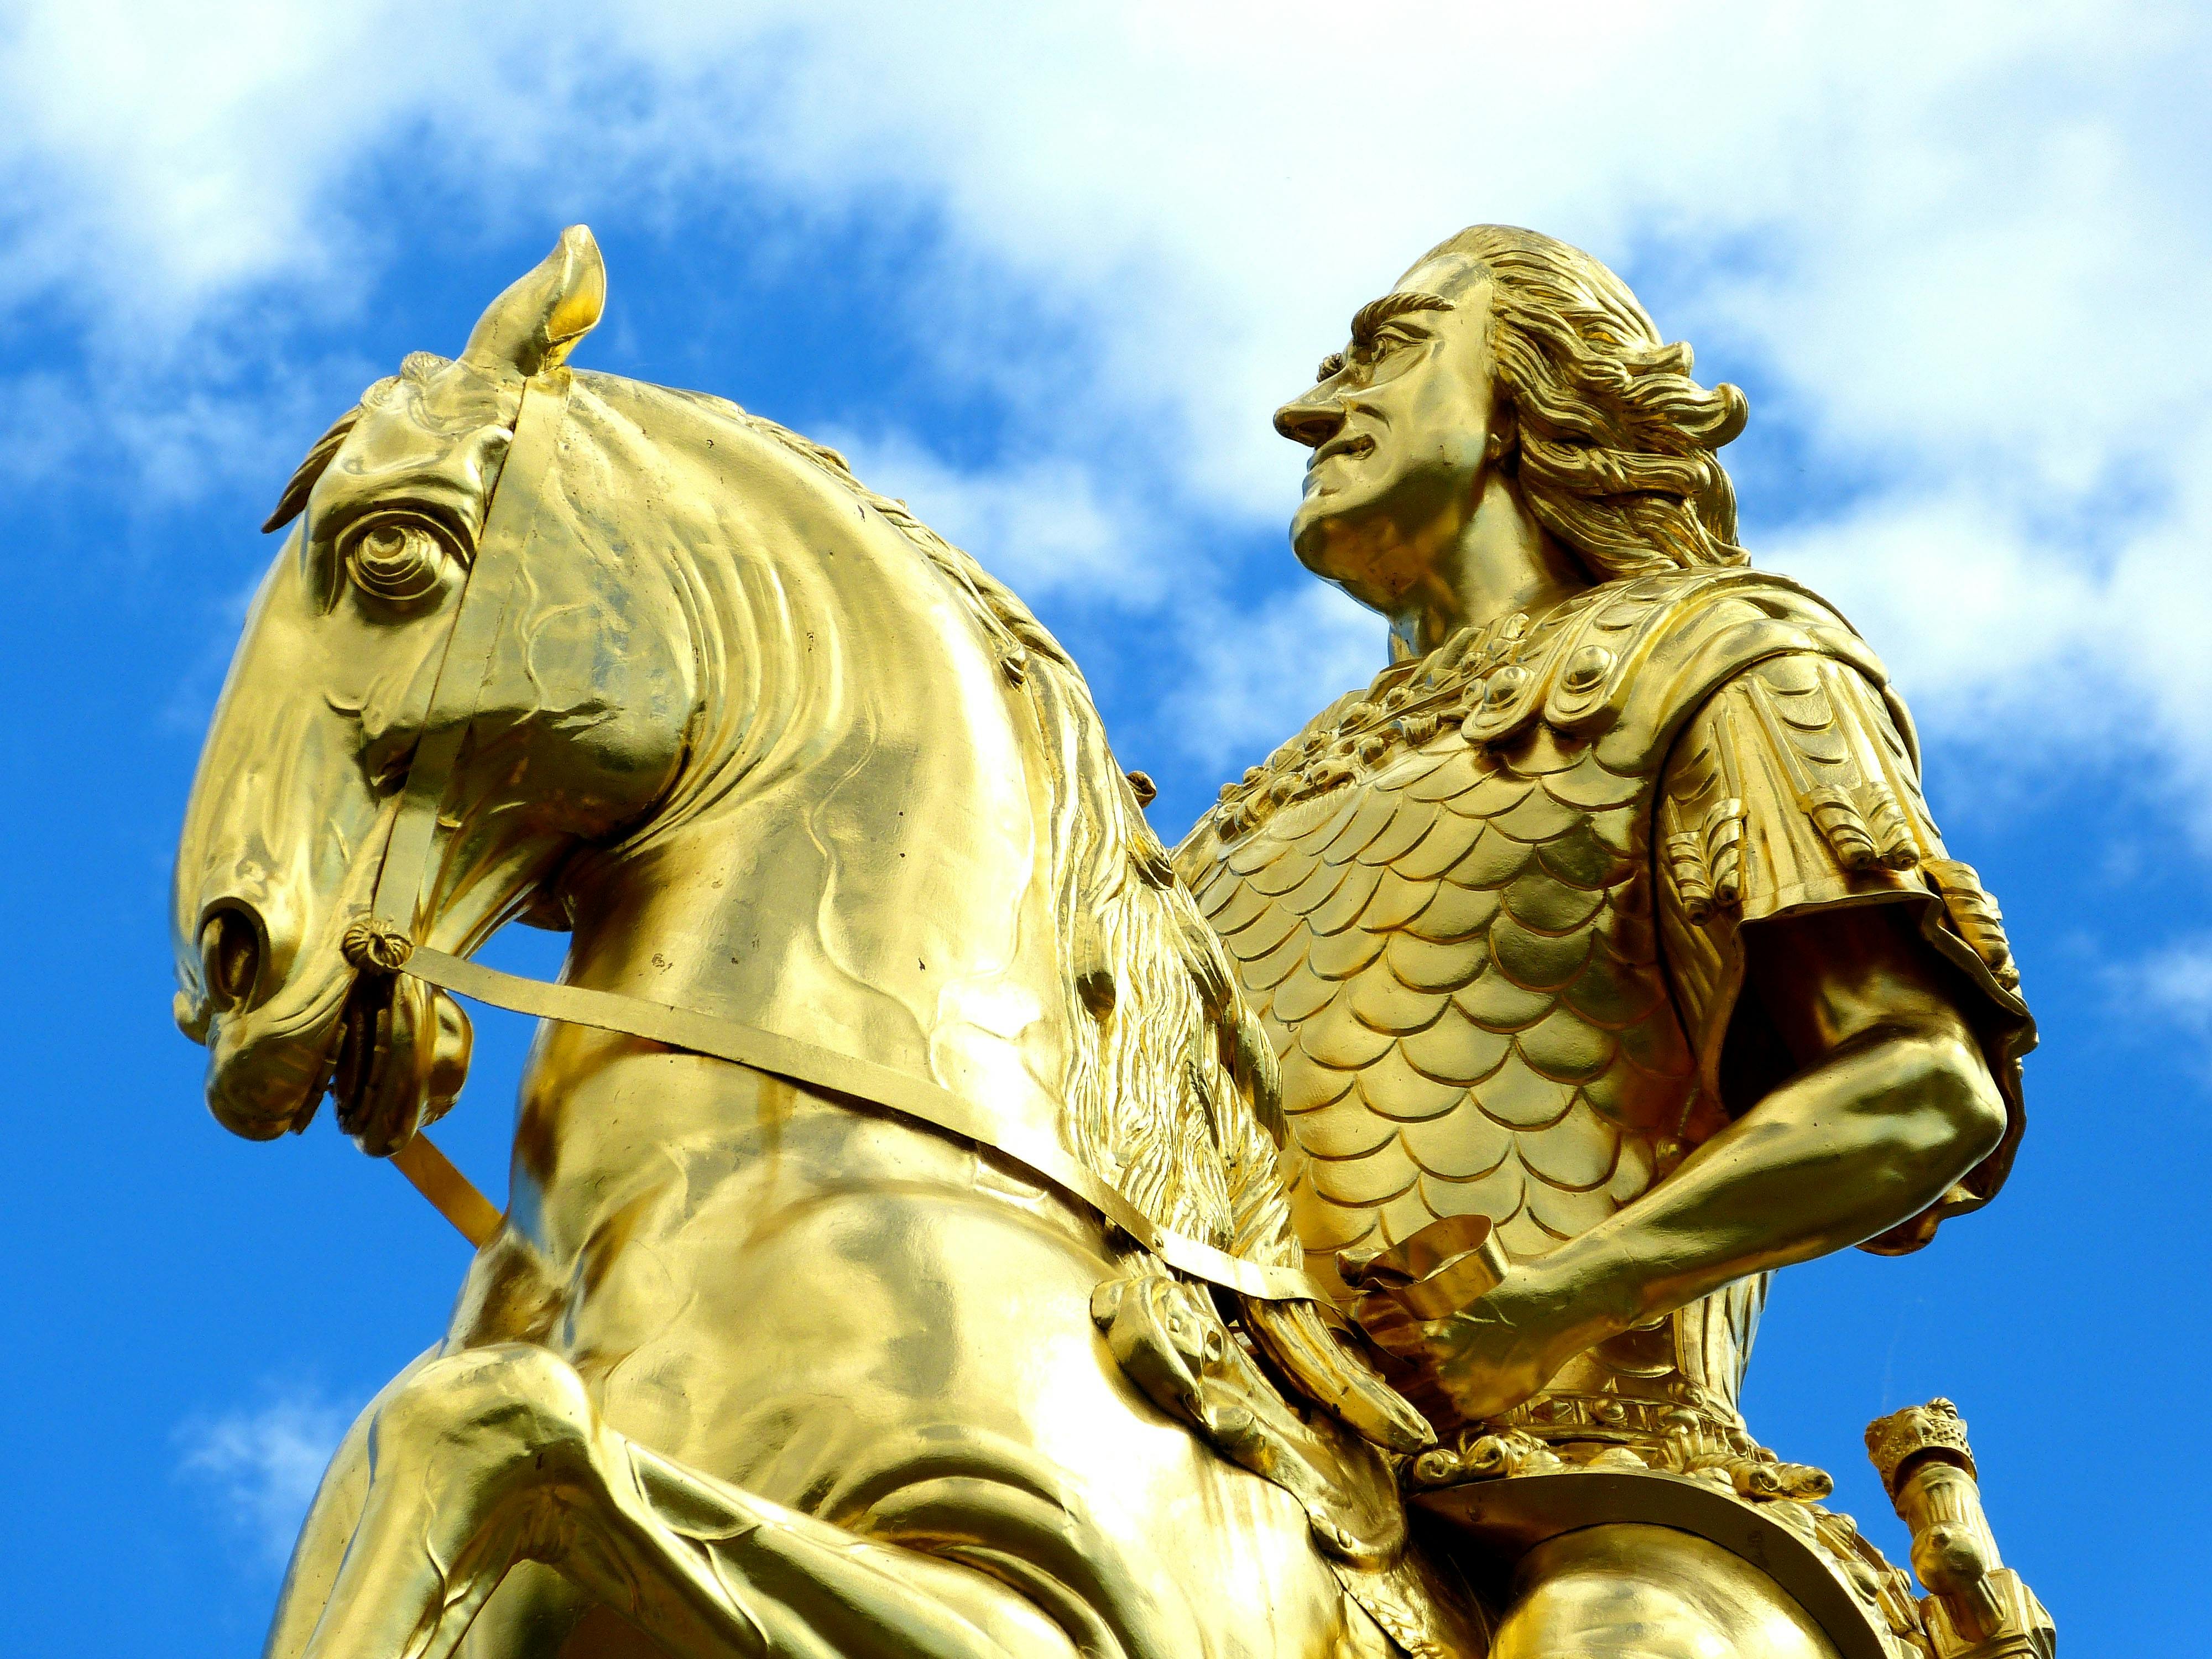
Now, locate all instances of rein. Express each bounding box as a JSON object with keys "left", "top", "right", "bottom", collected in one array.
[{"left": 353, "top": 369, "right": 1324, "bottom": 1306}]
